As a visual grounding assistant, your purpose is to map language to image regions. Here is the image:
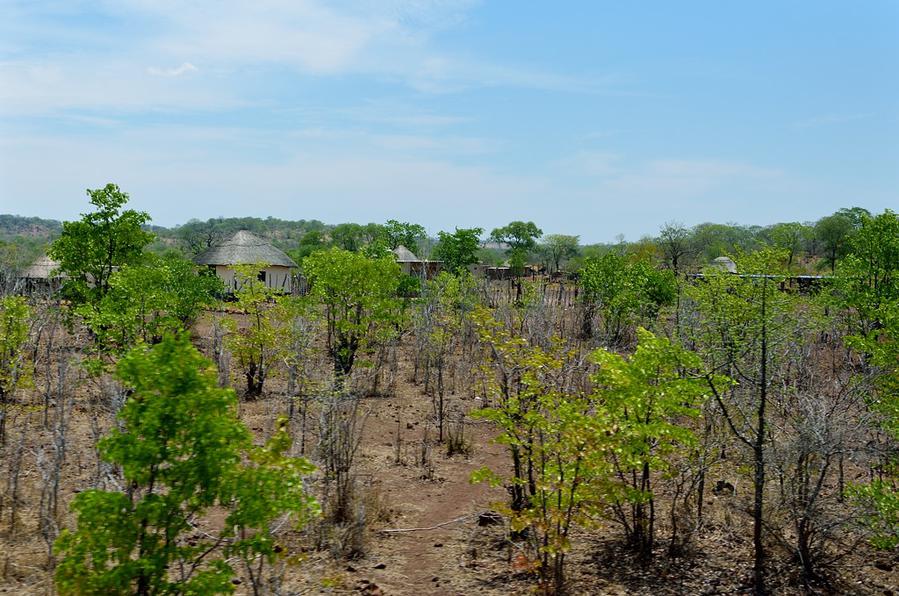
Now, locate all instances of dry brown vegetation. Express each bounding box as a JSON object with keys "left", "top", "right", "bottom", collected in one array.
[{"left": 1, "top": 279, "right": 897, "bottom": 596}]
